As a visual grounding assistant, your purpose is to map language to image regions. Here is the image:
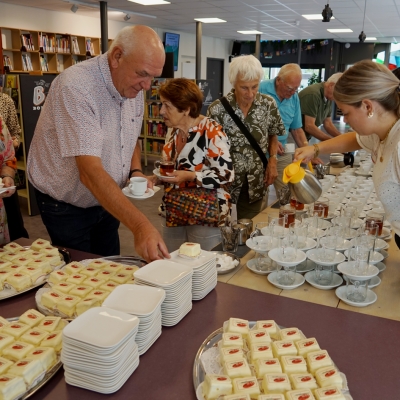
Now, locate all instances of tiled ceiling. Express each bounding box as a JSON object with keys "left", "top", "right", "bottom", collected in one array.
[{"left": 1, "top": 0, "right": 399, "bottom": 43}]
